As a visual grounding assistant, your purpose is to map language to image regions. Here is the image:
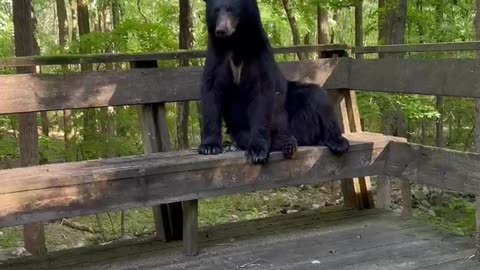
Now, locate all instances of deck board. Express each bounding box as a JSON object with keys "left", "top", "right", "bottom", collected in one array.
[{"left": 1, "top": 208, "right": 477, "bottom": 270}]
